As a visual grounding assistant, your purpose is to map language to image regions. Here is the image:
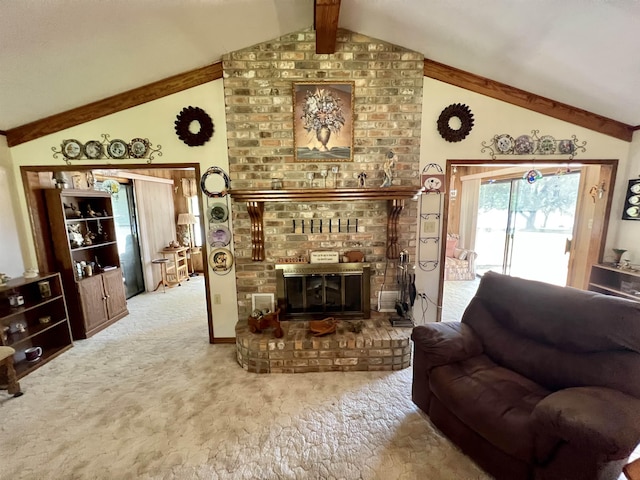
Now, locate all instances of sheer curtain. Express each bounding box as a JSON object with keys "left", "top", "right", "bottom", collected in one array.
[
  {"left": 459, "top": 178, "right": 480, "bottom": 251},
  {"left": 134, "top": 180, "right": 176, "bottom": 291}
]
